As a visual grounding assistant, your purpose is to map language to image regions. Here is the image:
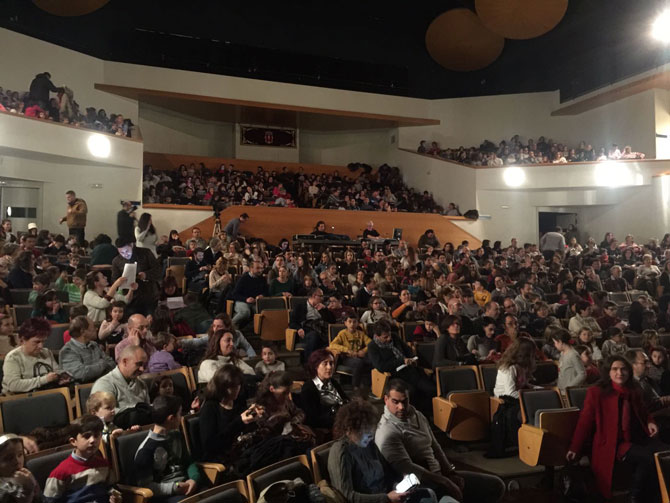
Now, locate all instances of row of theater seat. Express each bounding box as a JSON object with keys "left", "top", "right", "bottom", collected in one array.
[
  {"left": 6, "top": 356, "right": 670, "bottom": 500},
  {"left": 0, "top": 367, "right": 195, "bottom": 434},
  {"left": 25, "top": 415, "right": 338, "bottom": 503}
]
